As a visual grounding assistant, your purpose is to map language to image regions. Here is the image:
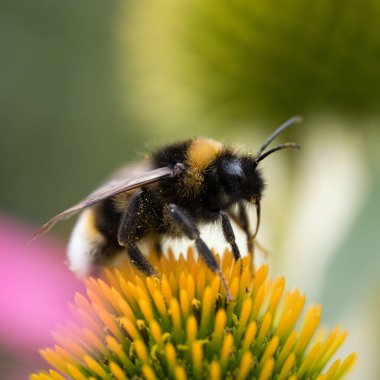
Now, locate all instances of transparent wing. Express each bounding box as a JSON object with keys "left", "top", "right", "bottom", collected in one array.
[{"left": 32, "top": 165, "right": 173, "bottom": 240}]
